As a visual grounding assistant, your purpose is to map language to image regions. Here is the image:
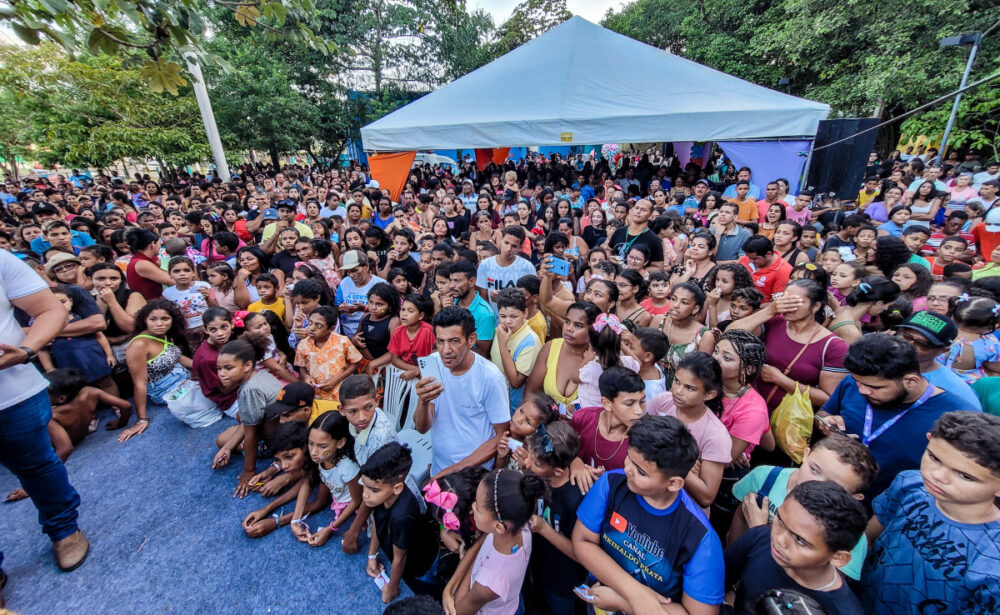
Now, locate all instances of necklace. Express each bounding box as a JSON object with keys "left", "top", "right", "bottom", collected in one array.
[
  {"left": 593, "top": 411, "right": 627, "bottom": 462},
  {"left": 805, "top": 567, "right": 840, "bottom": 592},
  {"left": 723, "top": 384, "right": 750, "bottom": 398}
]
